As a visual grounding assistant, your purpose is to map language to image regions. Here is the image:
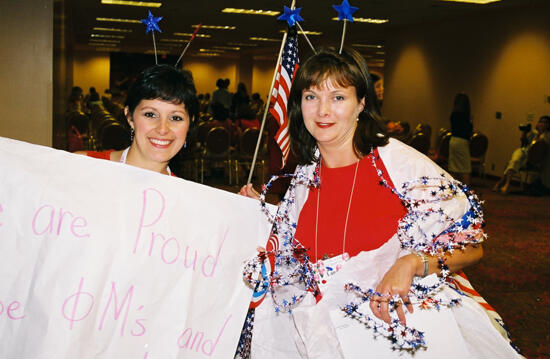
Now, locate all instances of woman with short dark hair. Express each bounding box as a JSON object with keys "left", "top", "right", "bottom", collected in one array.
[{"left": 77, "top": 64, "right": 198, "bottom": 176}]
